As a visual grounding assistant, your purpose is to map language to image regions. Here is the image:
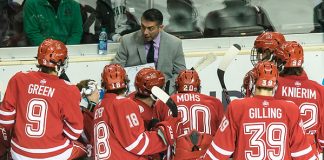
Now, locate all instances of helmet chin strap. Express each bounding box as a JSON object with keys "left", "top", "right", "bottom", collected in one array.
[
  {"left": 57, "top": 59, "right": 69, "bottom": 77},
  {"left": 125, "top": 83, "right": 130, "bottom": 95},
  {"left": 272, "top": 84, "right": 278, "bottom": 96},
  {"left": 252, "top": 84, "right": 256, "bottom": 96},
  {"left": 276, "top": 60, "right": 286, "bottom": 73},
  {"left": 57, "top": 65, "right": 70, "bottom": 81},
  {"left": 56, "top": 66, "right": 63, "bottom": 76}
]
